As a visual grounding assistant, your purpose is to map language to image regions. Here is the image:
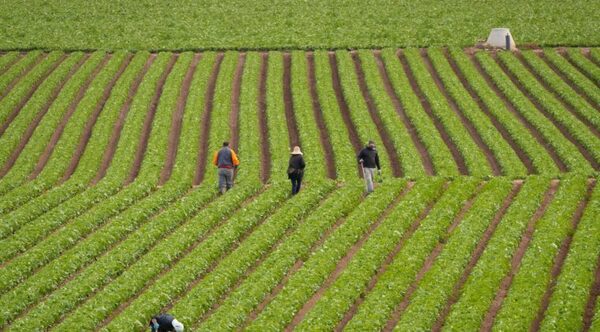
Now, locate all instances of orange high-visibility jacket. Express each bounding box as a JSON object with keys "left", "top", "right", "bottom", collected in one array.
[{"left": 212, "top": 147, "right": 240, "bottom": 167}]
